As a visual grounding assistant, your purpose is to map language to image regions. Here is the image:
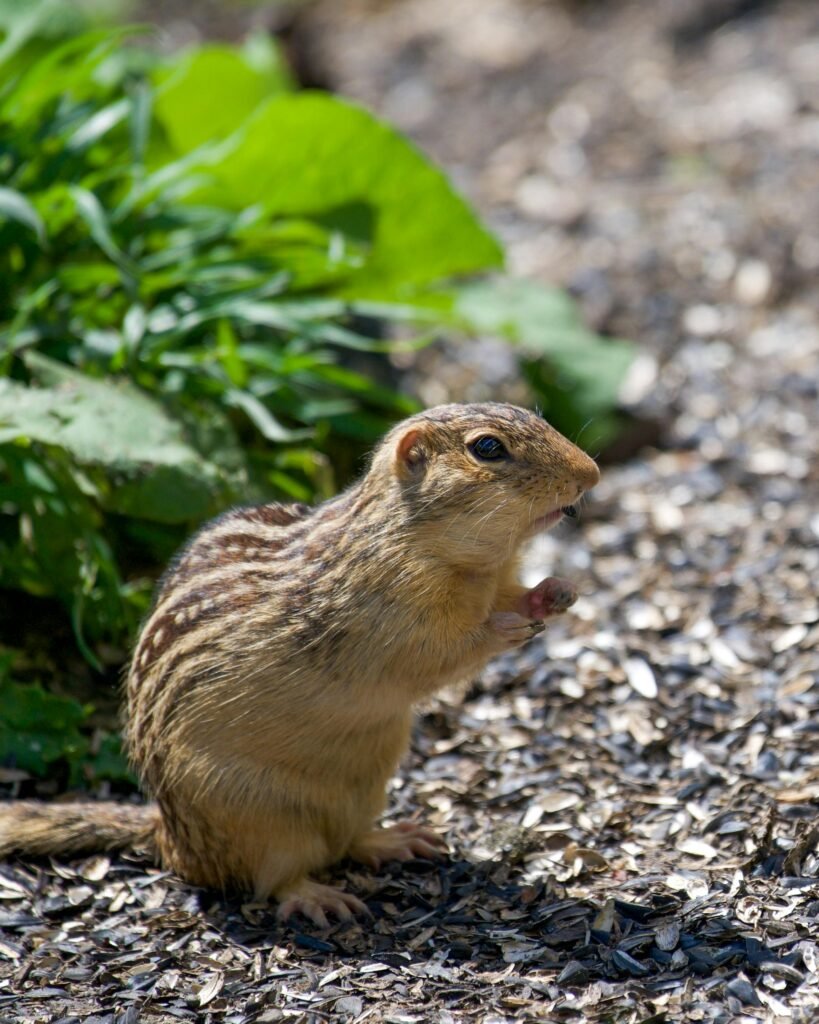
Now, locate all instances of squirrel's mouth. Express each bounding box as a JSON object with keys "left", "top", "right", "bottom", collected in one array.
[{"left": 531, "top": 505, "right": 577, "bottom": 532}]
